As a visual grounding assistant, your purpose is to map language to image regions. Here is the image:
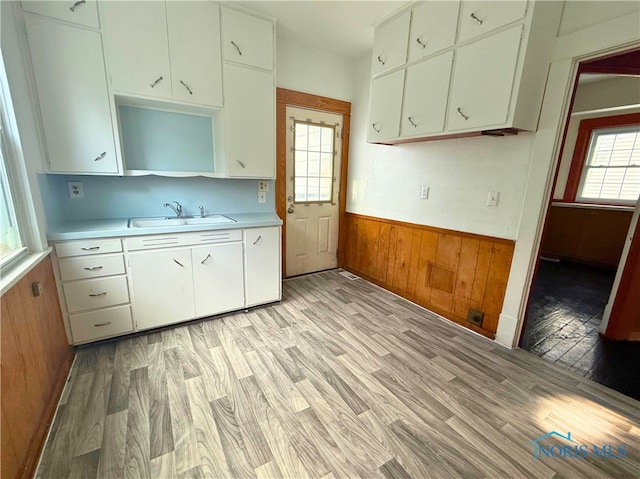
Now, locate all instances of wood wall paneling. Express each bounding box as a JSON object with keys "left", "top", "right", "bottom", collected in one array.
[
  {"left": 343, "top": 214, "right": 515, "bottom": 338},
  {"left": 1, "top": 256, "right": 73, "bottom": 479}
]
